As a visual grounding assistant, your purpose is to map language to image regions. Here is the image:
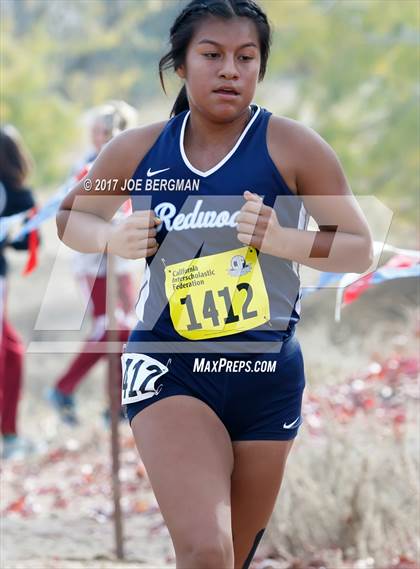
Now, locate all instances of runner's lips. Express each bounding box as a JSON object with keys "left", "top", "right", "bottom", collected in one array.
[{"left": 213, "top": 87, "right": 239, "bottom": 96}]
